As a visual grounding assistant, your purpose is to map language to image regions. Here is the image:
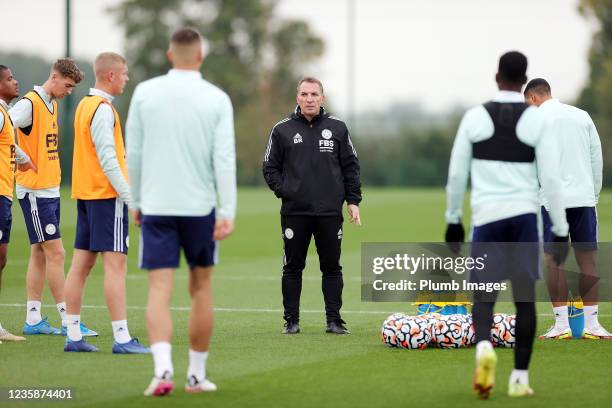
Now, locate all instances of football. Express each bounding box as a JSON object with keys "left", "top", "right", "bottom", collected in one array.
[
  {"left": 420, "top": 312, "right": 441, "bottom": 332},
  {"left": 432, "top": 314, "right": 470, "bottom": 348},
  {"left": 381, "top": 313, "right": 407, "bottom": 348},
  {"left": 395, "top": 316, "right": 432, "bottom": 350},
  {"left": 459, "top": 314, "right": 476, "bottom": 345},
  {"left": 381, "top": 314, "right": 431, "bottom": 349},
  {"left": 490, "top": 313, "right": 516, "bottom": 348}
]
